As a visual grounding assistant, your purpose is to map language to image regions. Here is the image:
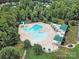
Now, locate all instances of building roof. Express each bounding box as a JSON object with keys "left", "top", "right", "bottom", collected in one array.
[
  {"left": 53, "top": 24, "right": 68, "bottom": 45},
  {"left": 60, "top": 24, "right": 68, "bottom": 31},
  {"left": 54, "top": 35, "right": 63, "bottom": 44}
]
